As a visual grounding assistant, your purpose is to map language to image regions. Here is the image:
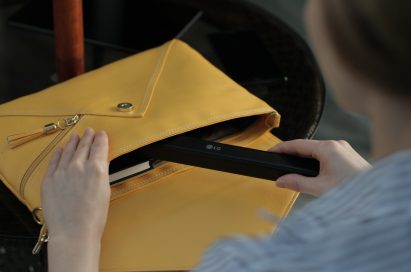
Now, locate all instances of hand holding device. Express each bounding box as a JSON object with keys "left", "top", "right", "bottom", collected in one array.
[{"left": 270, "top": 139, "right": 371, "bottom": 196}]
